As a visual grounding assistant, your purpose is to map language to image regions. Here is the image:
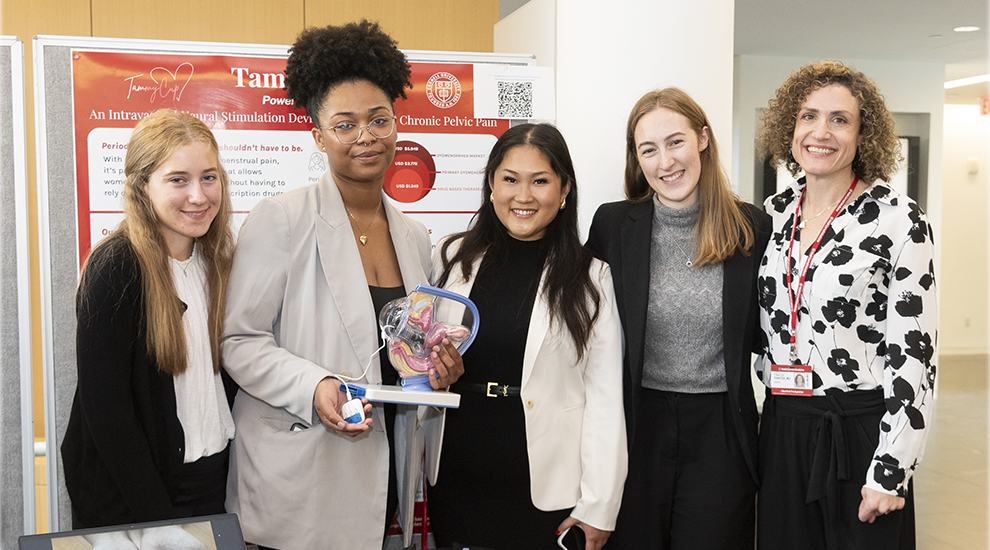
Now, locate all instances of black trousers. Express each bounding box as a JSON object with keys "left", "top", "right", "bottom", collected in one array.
[
  {"left": 757, "top": 390, "right": 916, "bottom": 550},
  {"left": 428, "top": 394, "right": 570, "bottom": 550},
  {"left": 71, "top": 445, "right": 230, "bottom": 530},
  {"left": 608, "top": 390, "right": 756, "bottom": 550},
  {"left": 172, "top": 444, "right": 230, "bottom": 517}
]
